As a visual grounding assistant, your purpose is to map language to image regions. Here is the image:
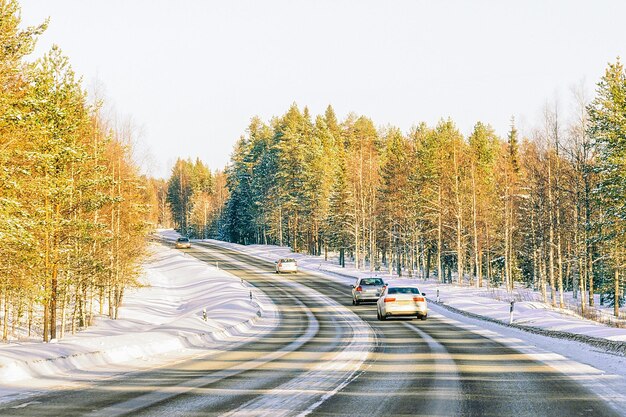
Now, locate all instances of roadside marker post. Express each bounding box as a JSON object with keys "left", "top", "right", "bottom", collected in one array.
[{"left": 509, "top": 300, "right": 515, "bottom": 324}]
